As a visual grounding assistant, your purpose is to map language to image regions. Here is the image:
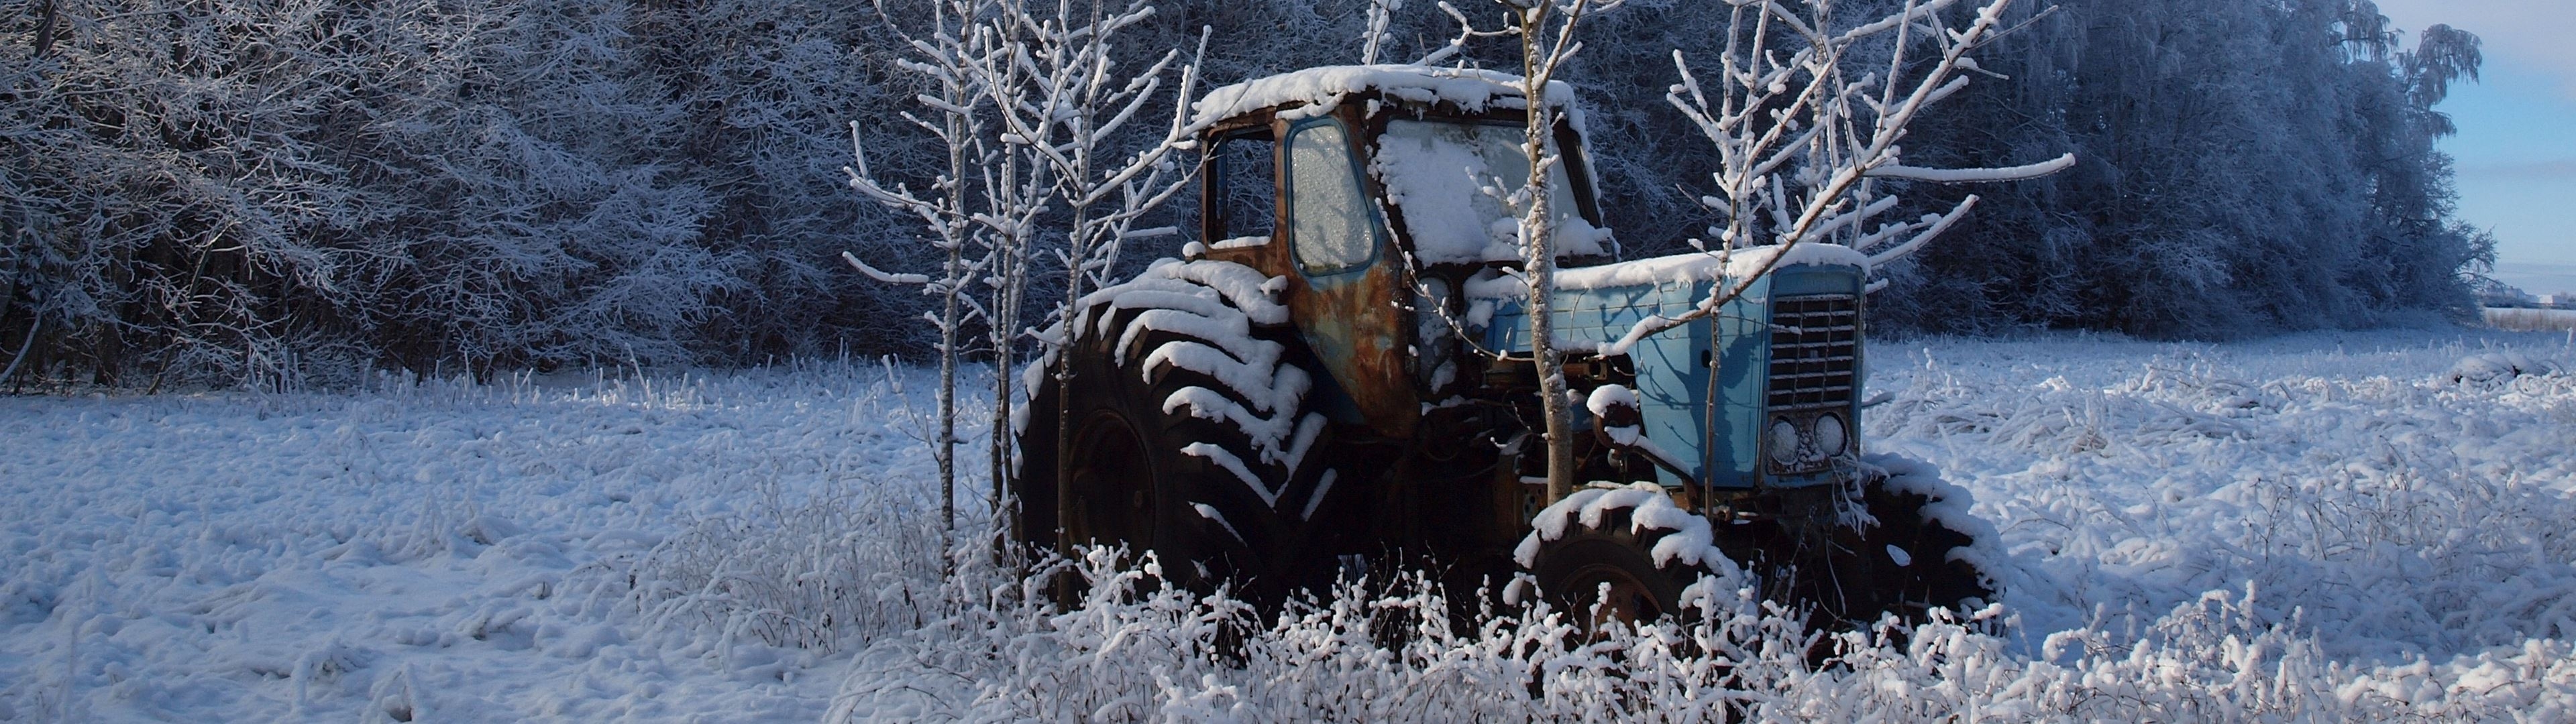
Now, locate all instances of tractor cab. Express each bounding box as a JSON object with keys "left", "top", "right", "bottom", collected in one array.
[{"left": 1184, "top": 65, "right": 1615, "bottom": 437}]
